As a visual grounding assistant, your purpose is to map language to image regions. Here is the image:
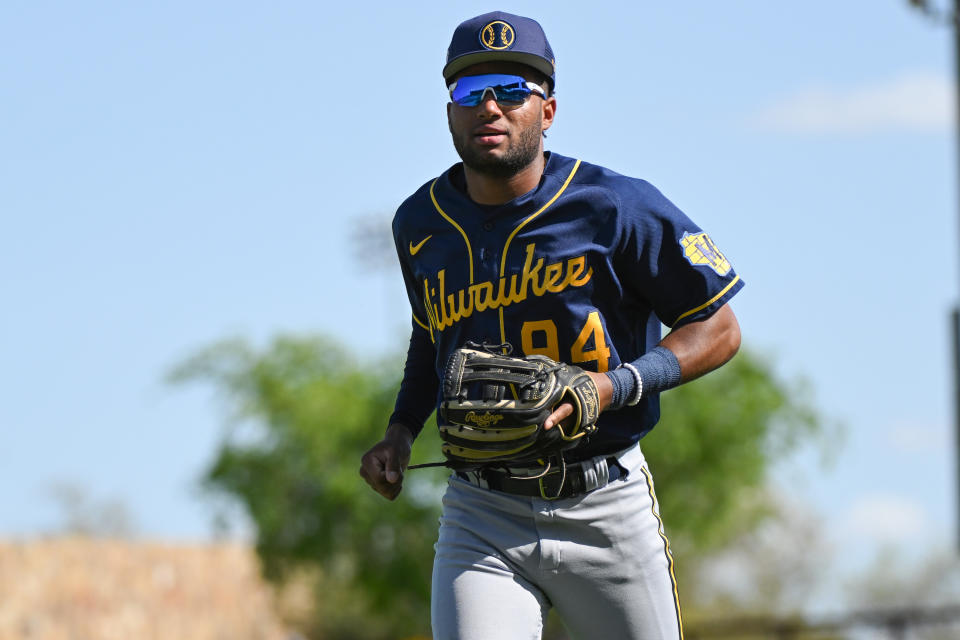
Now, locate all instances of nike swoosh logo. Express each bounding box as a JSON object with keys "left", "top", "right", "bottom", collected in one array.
[{"left": 409, "top": 235, "right": 432, "bottom": 255}]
